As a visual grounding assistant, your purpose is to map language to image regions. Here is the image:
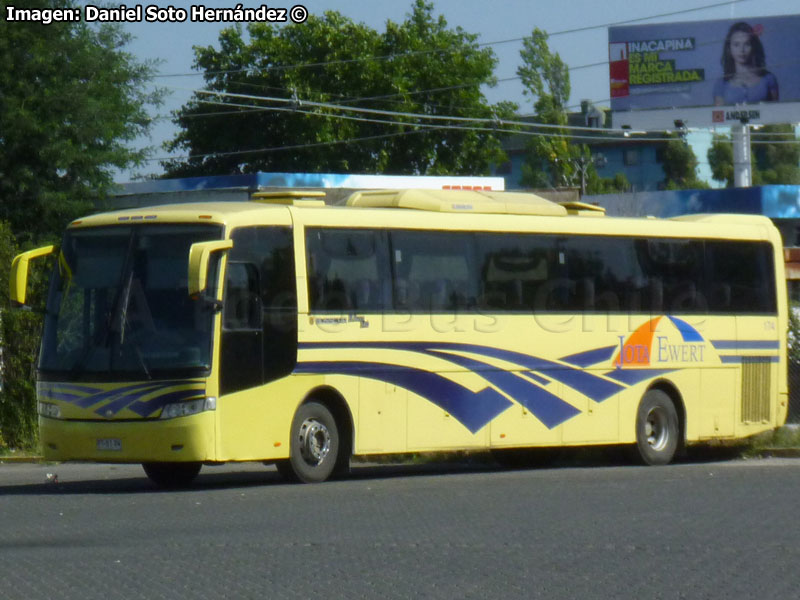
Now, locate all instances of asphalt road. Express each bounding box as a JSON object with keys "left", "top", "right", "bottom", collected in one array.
[{"left": 2, "top": 456, "right": 800, "bottom": 600}]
